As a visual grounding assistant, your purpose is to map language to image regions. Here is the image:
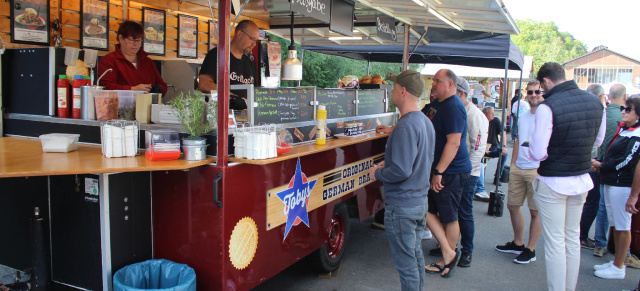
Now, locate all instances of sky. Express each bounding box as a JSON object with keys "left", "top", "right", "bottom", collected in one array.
[{"left": 502, "top": 0, "right": 640, "bottom": 61}]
